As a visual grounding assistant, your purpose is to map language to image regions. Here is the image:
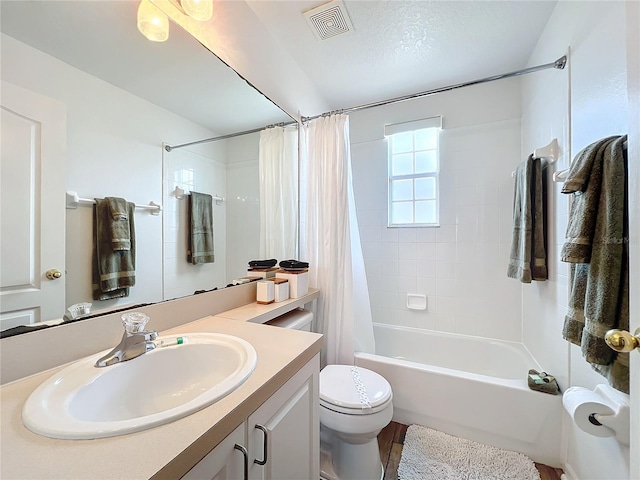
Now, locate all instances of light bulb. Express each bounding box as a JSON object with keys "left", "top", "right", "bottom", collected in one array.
[
  {"left": 180, "top": 0, "right": 213, "bottom": 21},
  {"left": 137, "top": 0, "right": 169, "bottom": 42}
]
